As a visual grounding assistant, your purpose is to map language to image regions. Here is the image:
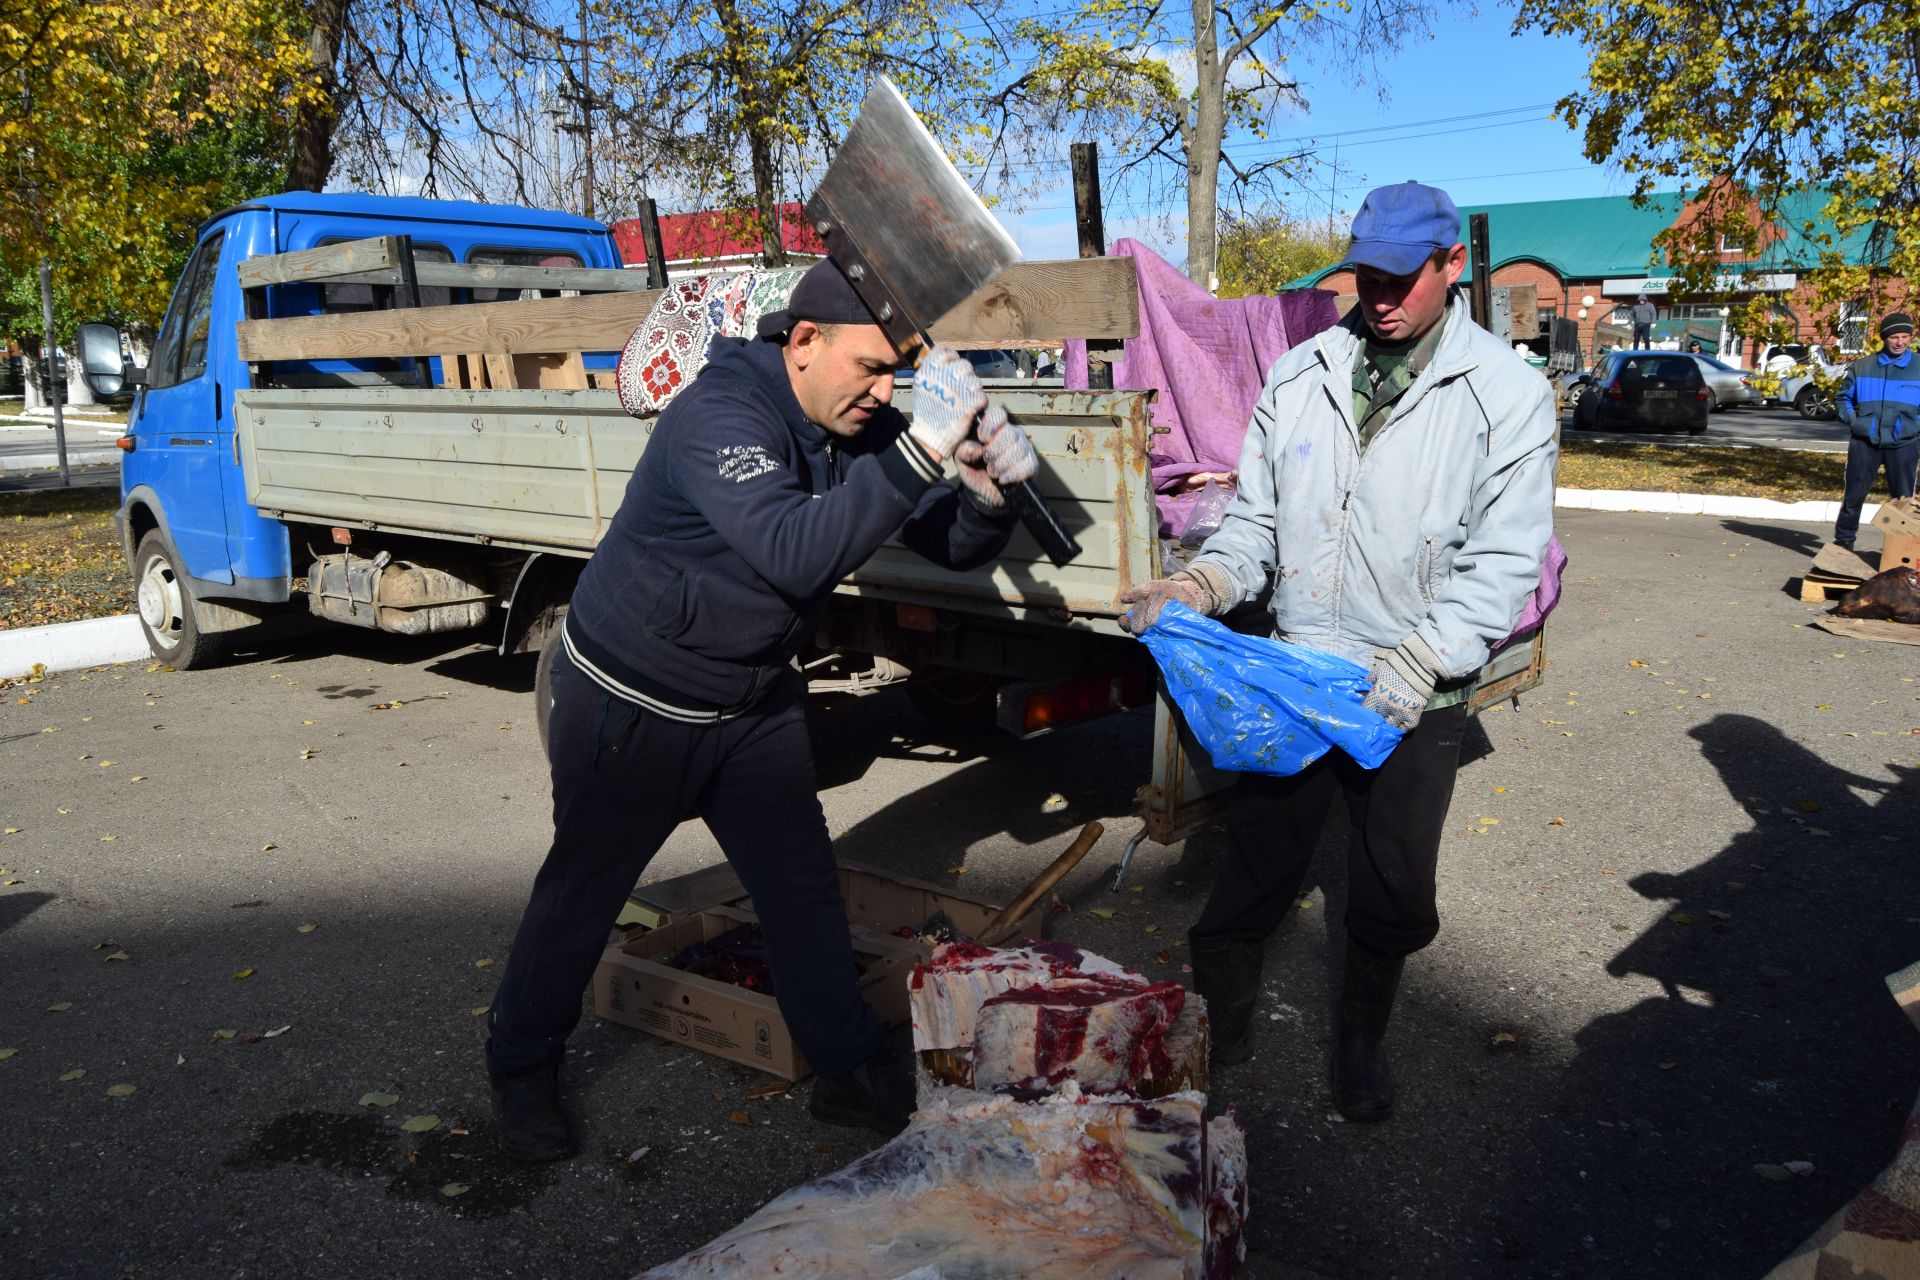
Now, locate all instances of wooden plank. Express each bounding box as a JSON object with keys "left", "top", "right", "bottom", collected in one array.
[
  {"left": 588, "top": 369, "right": 618, "bottom": 390},
  {"left": 237, "top": 288, "right": 664, "bottom": 362},
  {"left": 325, "top": 261, "right": 655, "bottom": 294},
  {"left": 236, "top": 256, "right": 1141, "bottom": 364},
  {"left": 462, "top": 355, "right": 489, "bottom": 389},
  {"left": 929, "top": 258, "right": 1138, "bottom": 345},
  {"left": 484, "top": 353, "right": 518, "bottom": 390},
  {"left": 436, "top": 354, "right": 466, "bottom": 389},
  {"left": 1799, "top": 576, "right": 1857, "bottom": 604},
  {"left": 1502, "top": 283, "right": 1538, "bottom": 338},
  {"left": 516, "top": 351, "right": 587, "bottom": 389},
  {"left": 238, "top": 237, "right": 403, "bottom": 290}
]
